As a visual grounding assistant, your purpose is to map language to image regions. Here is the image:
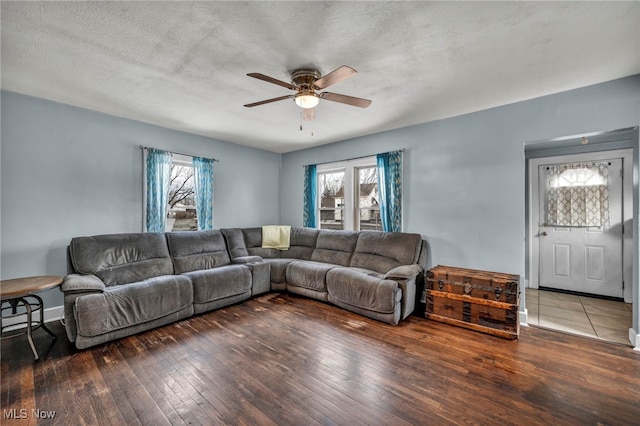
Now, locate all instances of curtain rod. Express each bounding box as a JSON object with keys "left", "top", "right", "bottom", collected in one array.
[
  {"left": 302, "top": 148, "right": 405, "bottom": 167},
  {"left": 139, "top": 145, "right": 220, "bottom": 162}
]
